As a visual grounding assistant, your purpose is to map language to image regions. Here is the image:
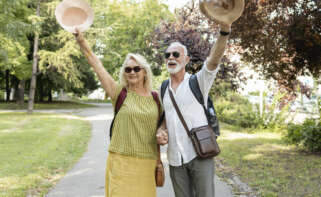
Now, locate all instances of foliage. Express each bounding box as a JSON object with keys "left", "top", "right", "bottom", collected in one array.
[
  {"left": 259, "top": 91, "right": 290, "bottom": 130},
  {"left": 214, "top": 90, "right": 263, "bottom": 129},
  {"left": 0, "top": 0, "right": 32, "bottom": 80},
  {"left": 92, "top": 0, "right": 172, "bottom": 79},
  {"left": 148, "top": 1, "right": 247, "bottom": 93},
  {"left": 1, "top": 0, "right": 171, "bottom": 101},
  {"left": 152, "top": 65, "right": 170, "bottom": 91},
  {"left": 37, "top": 1, "right": 95, "bottom": 93},
  {"left": 214, "top": 90, "right": 289, "bottom": 130},
  {"left": 285, "top": 118, "right": 321, "bottom": 153},
  {"left": 232, "top": 0, "right": 321, "bottom": 92},
  {"left": 212, "top": 57, "right": 248, "bottom": 96},
  {"left": 149, "top": 1, "right": 215, "bottom": 71}
]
